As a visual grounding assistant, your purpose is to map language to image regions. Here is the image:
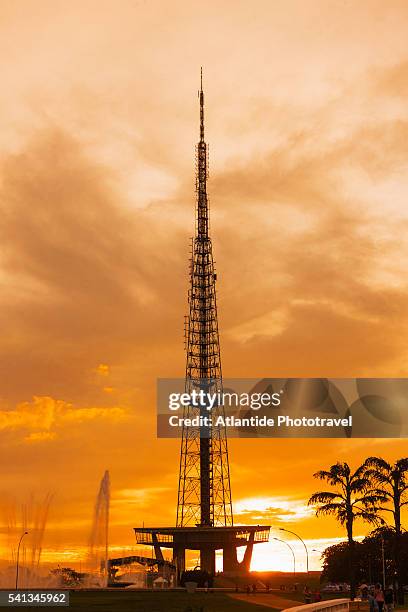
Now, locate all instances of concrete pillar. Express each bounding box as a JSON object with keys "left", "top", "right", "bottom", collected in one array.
[
  {"left": 223, "top": 545, "right": 239, "bottom": 572},
  {"left": 173, "top": 546, "right": 185, "bottom": 584},
  {"left": 200, "top": 547, "right": 215, "bottom": 574}
]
